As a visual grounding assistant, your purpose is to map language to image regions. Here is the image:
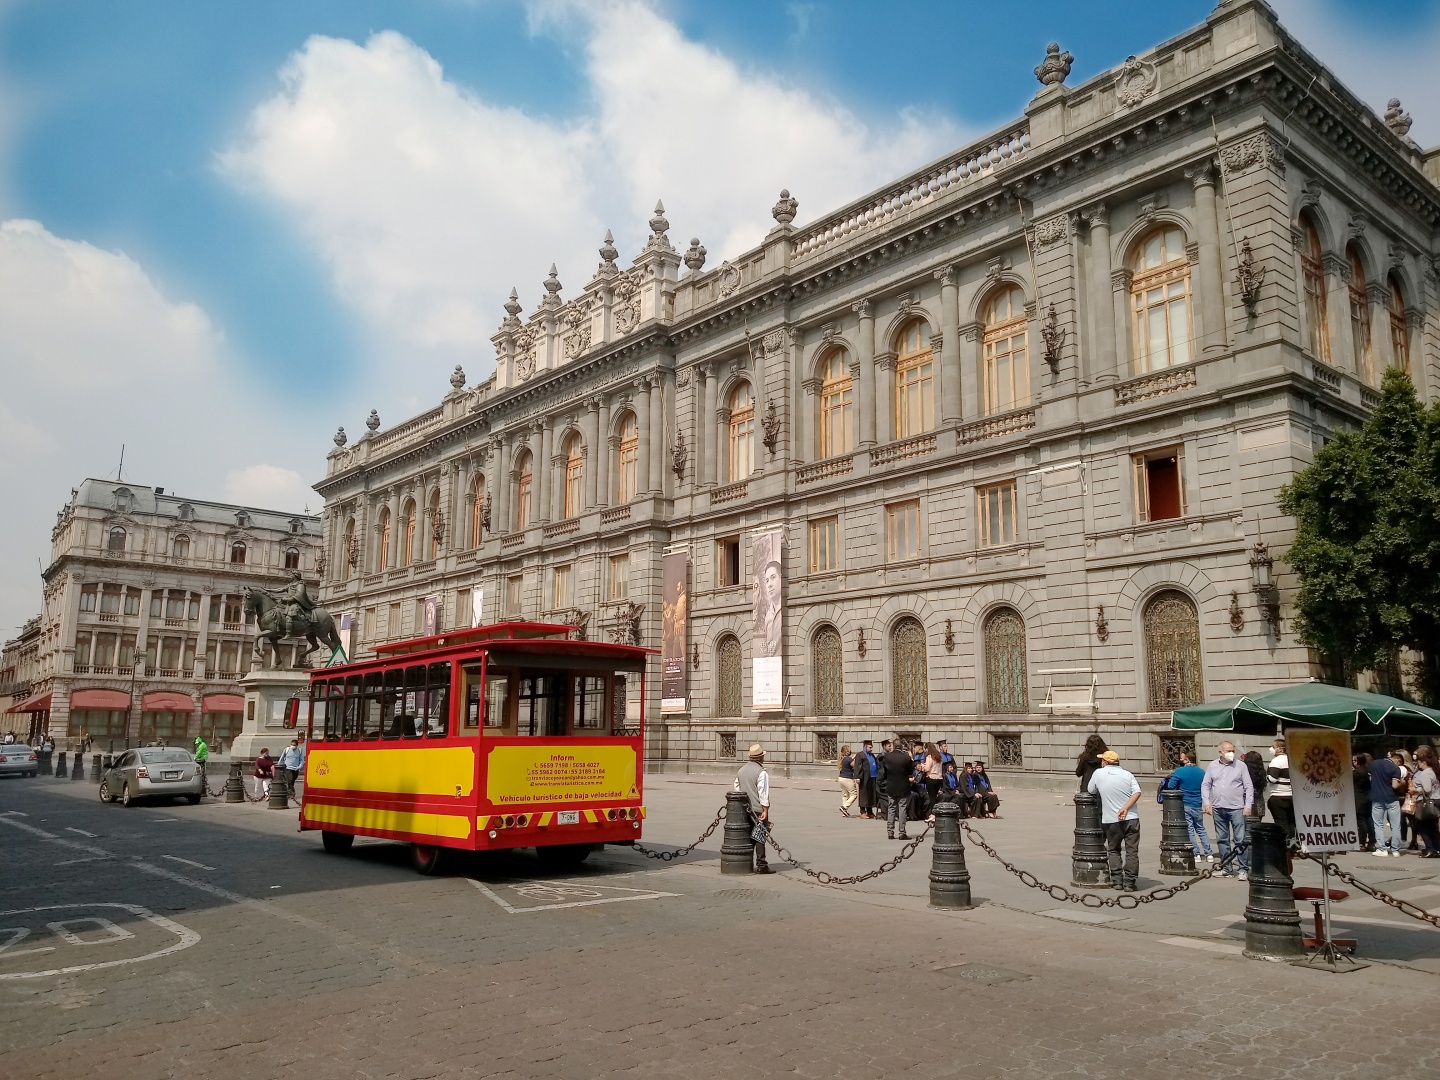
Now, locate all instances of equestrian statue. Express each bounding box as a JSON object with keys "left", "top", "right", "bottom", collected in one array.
[{"left": 243, "top": 573, "right": 344, "bottom": 668}]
